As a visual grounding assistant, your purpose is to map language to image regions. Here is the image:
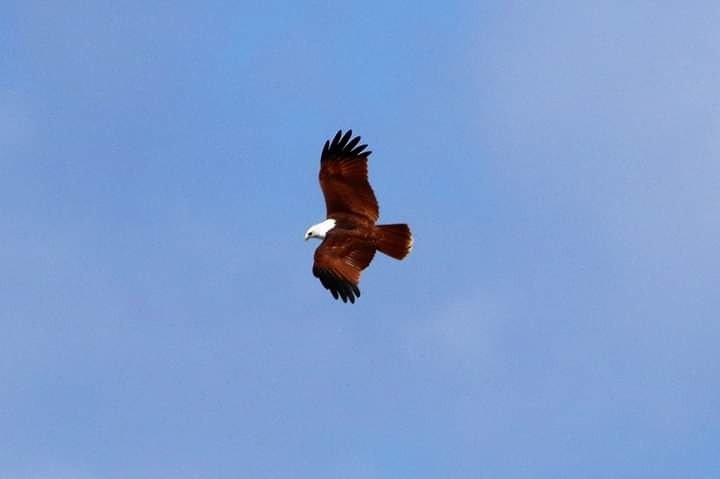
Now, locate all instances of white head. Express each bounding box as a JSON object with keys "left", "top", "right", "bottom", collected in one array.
[{"left": 305, "top": 218, "right": 336, "bottom": 241}]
